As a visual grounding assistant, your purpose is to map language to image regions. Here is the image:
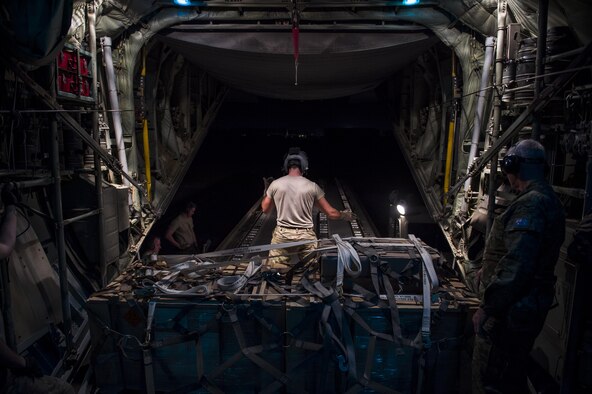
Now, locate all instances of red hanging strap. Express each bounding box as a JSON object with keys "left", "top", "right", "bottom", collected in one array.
[{"left": 292, "top": 26, "right": 299, "bottom": 63}]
